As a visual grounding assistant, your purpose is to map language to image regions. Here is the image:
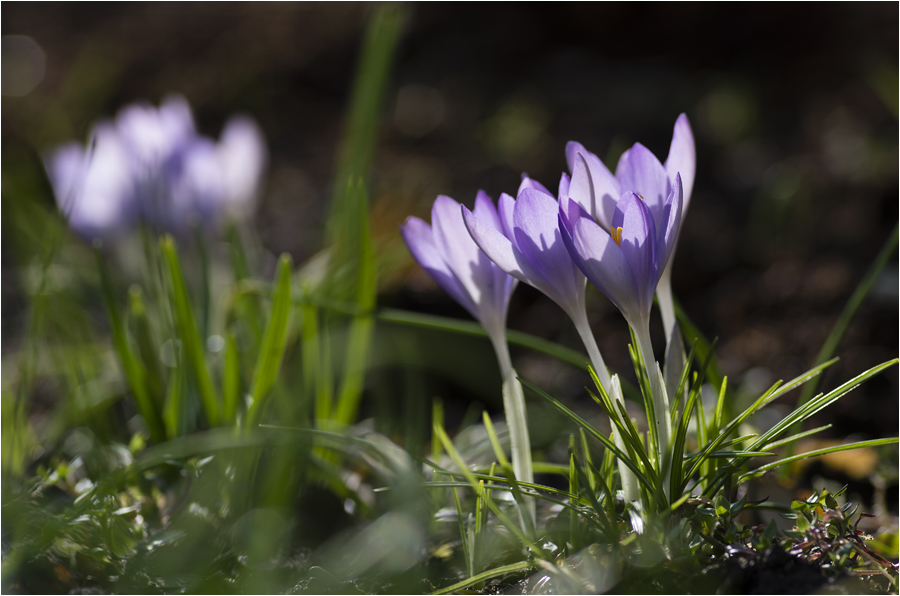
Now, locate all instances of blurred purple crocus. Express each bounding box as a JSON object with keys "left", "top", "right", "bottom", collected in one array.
[
  {"left": 565, "top": 114, "right": 695, "bottom": 347},
  {"left": 560, "top": 164, "right": 684, "bottom": 468},
  {"left": 44, "top": 95, "right": 267, "bottom": 239},
  {"left": 401, "top": 193, "right": 534, "bottom": 500}
]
